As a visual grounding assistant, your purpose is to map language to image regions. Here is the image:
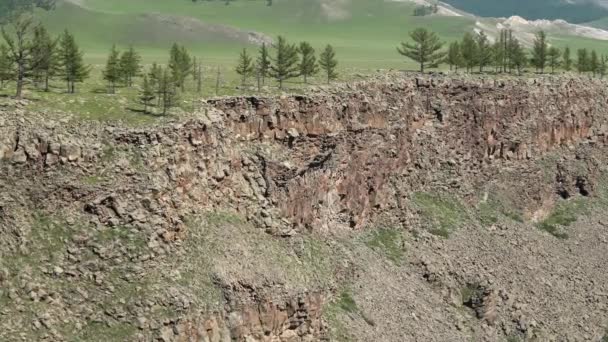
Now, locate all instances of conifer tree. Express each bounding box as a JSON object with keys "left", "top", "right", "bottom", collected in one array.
[
  {"left": 102, "top": 45, "right": 120, "bottom": 94},
  {"left": 139, "top": 75, "right": 155, "bottom": 114},
  {"left": 119, "top": 46, "right": 141, "bottom": 87},
  {"left": 577, "top": 48, "right": 590, "bottom": 73},
  {"left": 298, "top": 41, "right": 318, "bottom": 83},
  {"left": 599, "top": 55, "right": 608, "bottom": 78},
  {"left": 235, "top": 48, "right": 254, "bottom": 86},
  {"left": 492, "top": 40, "right": 504, "bottom": 73},
  {"left": 446, "top": 41, "right": 462, "bottom": 72},
  {"left": 57, "top": 29, "right": 89, "bottom": 93},
  {"left": 148, "top": 62, "right": 162, "bottom": 106},
  {"left": 159, "top": 68, "right": 178, "bottom": 115},
  {"left": 269, "top": 36, "right": 299, "bottom": 89},
  {"left": 531, "top": 30, "right": 548, "bottom": 73},
  {"left": 168, "top": 43, "right": 192, "bottom": 89},
  {"left": 192, "top": 56, "right": 198, "bottom": 81},
  {"left": 475, "top": 31, "right": 492, "bottom": 73},
  {"left": 31, "top": 24, "right": 56, "bottom": 91},
  {"left": 509, "top": 38, "right": 527, "bottom": 75},
  {"left": 547, "top": 47, "right": 561, "bottom": 74},
  {"left": 0, "top": 44, "right": 13, "bottom": 89},
  {"left": 1, "top": 16, "right": 35, "bottom": 99},
  {"left": 319, "top": 44, "right": 338, "bottom": 85},
  {"left": 460, "top": 32, "right": 477, "bottom": 73},
  {"left": 562, "top": 47, "right": 572, "bottom": 72},
  {"left": 257, "top": 43, "right": 271, "bottom": 85},
  {"left": 397, "top": 28, "right": 445, "bottom": 73},
  {"left": 196, "top": 64, "right": 203, "bottom": 93},
  {"left": 591, "top": 50, "right": 599, "bottom": 76}
]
